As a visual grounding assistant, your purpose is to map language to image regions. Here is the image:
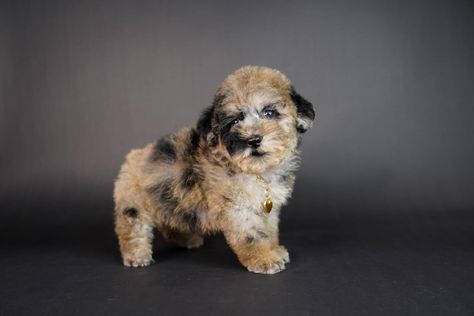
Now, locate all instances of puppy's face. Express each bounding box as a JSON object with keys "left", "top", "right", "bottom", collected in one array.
[{"left": 198, "top": 66, "right": 315, "bottom": 174}]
